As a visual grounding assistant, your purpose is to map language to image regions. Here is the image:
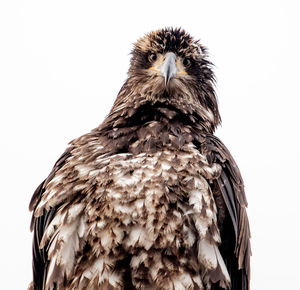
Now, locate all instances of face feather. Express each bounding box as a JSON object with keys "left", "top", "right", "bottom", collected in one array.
[{"left": 111, "top": 28, "right": 221, "bottom": 133}]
